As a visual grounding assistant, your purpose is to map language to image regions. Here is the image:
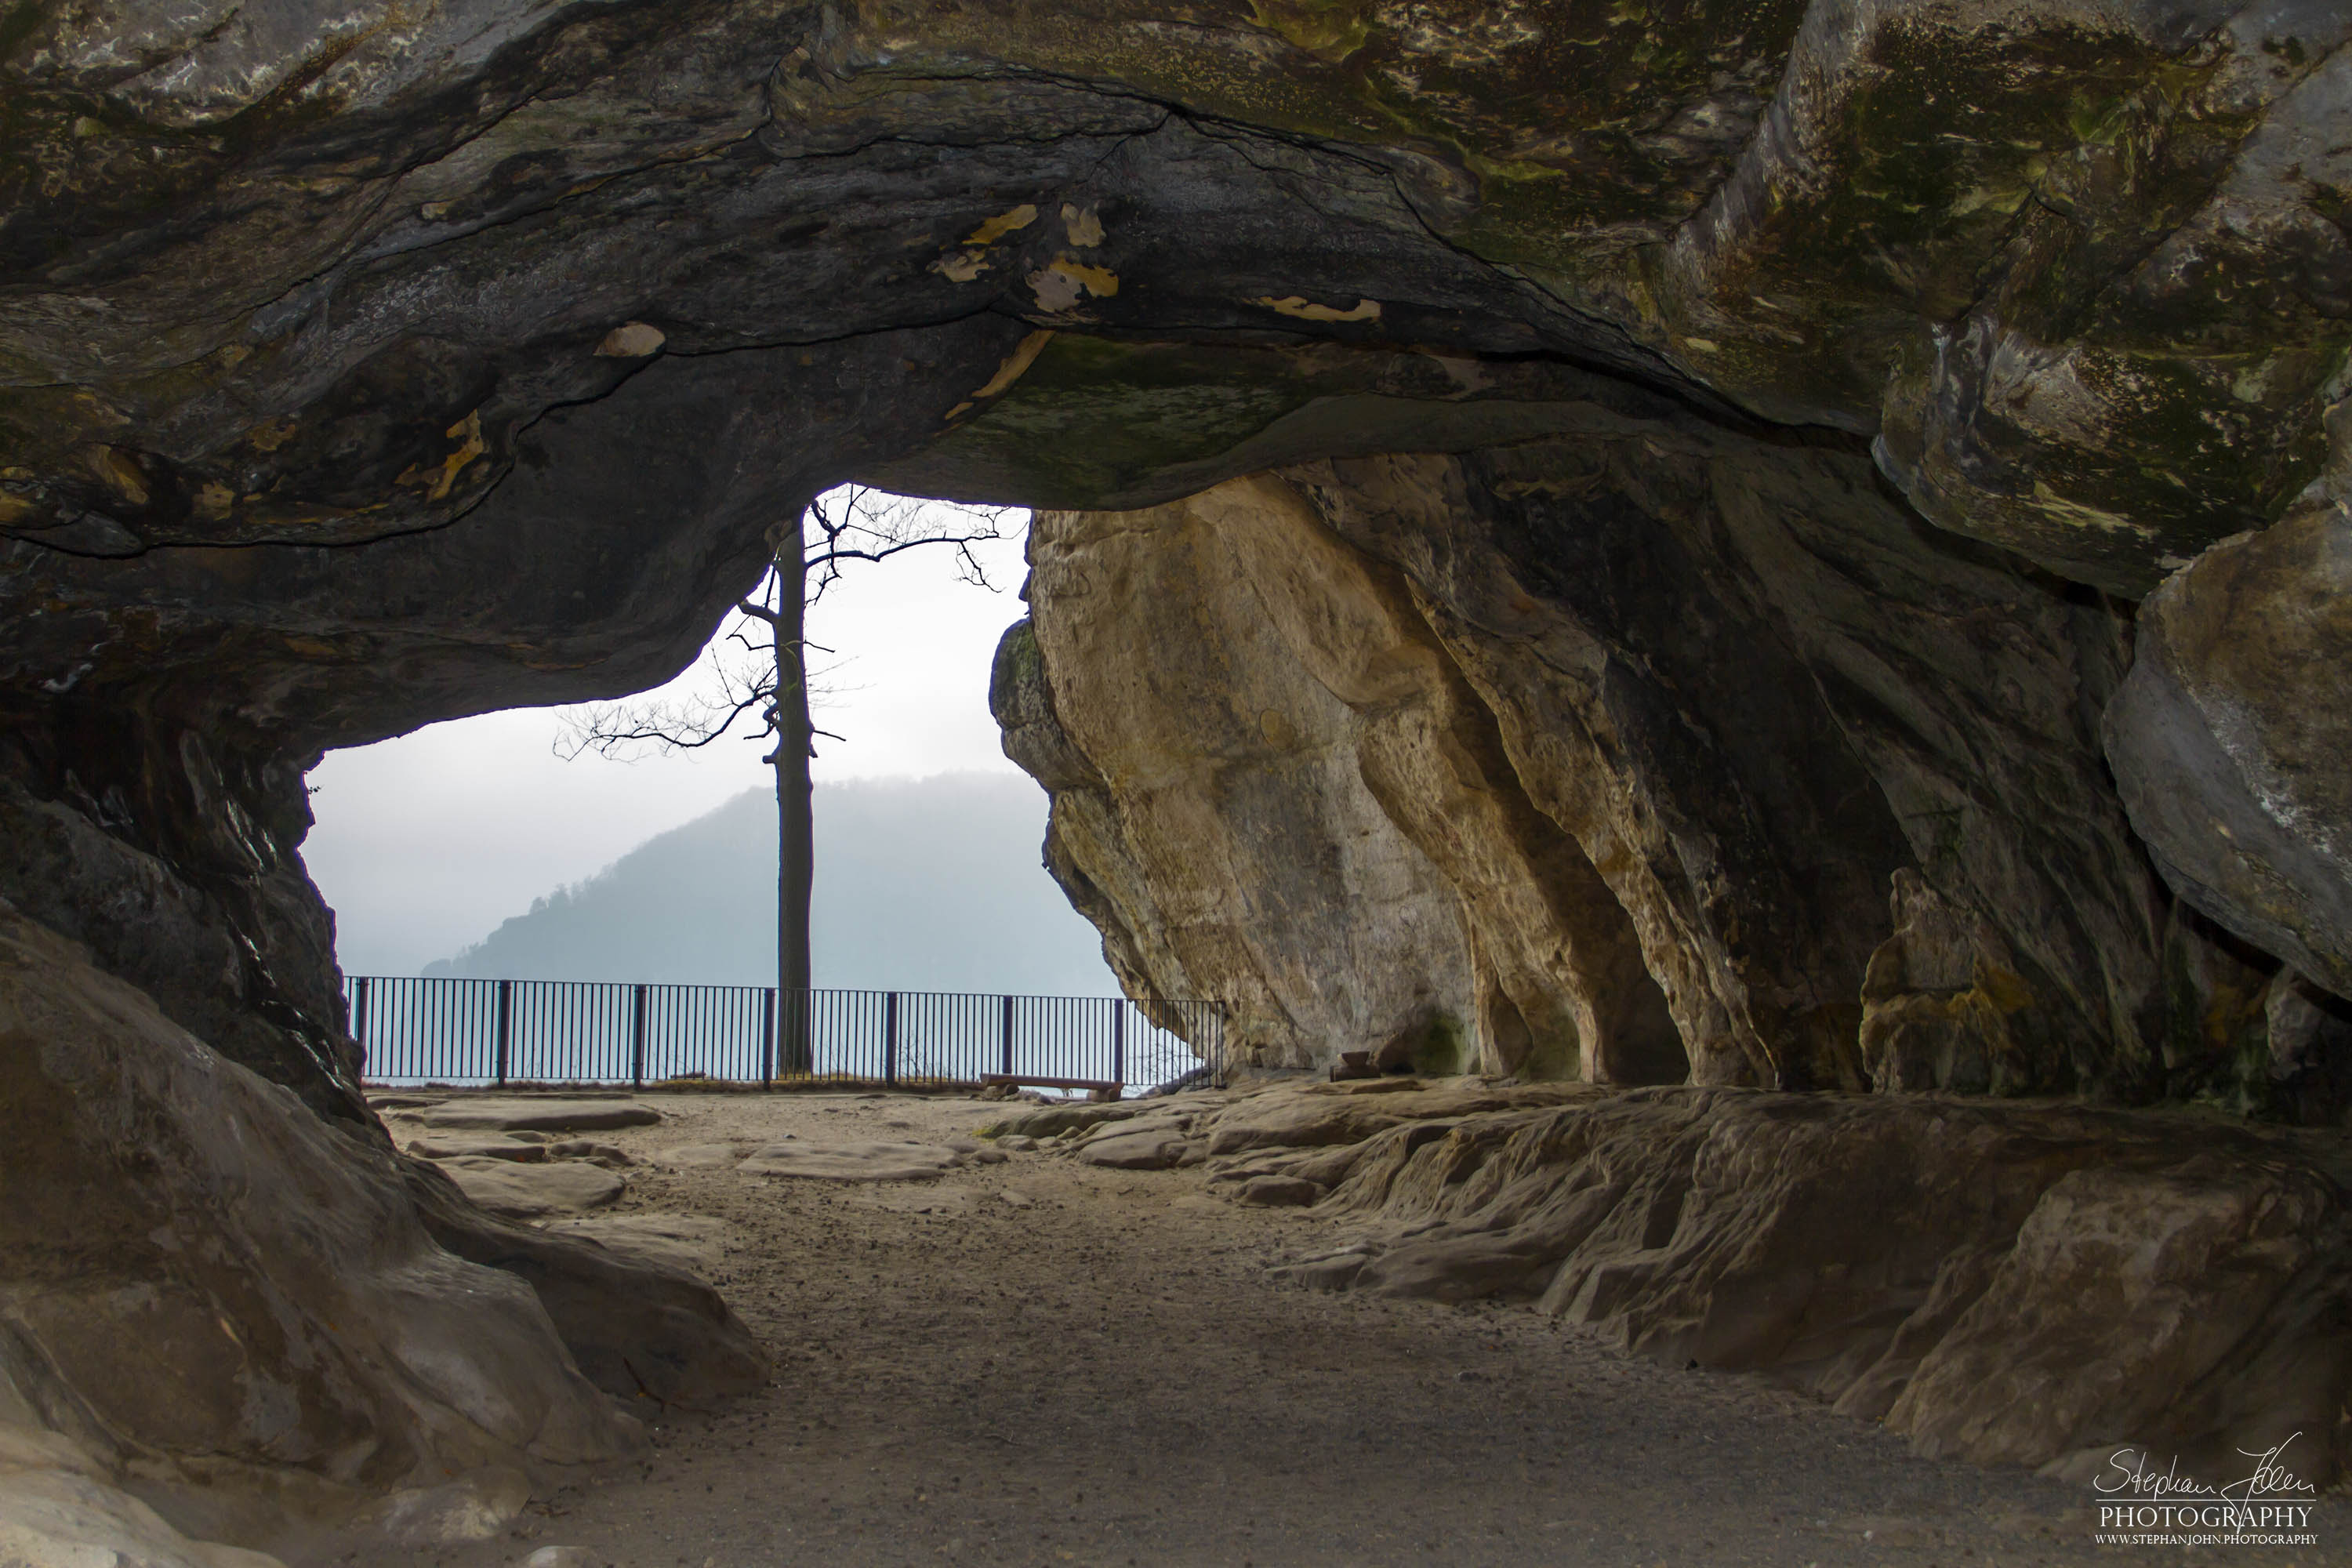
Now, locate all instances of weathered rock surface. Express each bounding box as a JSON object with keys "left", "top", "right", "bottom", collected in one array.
[
  {"left": 1075, "top": 1131, "right": 1196, "bottom": 1171},
  {"left": 657, "top": 1142, "right": 750, "bottom": 1170},
  {"left": 976, "top": 1103, "right": 1142, "bottom": 1140},
  {"left": 1006, "top": 452, "right": 2258, "bottom": 1102},
  {"left": 1223, "top": 1080, "right": 2352, "bottom": 1487},
  {"left": 434, "top": 1157, "right": 626, "bottom": 1220},
  {"left": 0, "top": 907, "right": 645, "bottom": 1542},
  {"left": 2107, "top": 506, "right": 2352, "bottom": 1004},
  {"left": 0, "top": 1412, "right": 290, "bottom": 1567},
  {"left": 736, "top": 1141, "right": 962, "bottom": 1182},
  {"left": 546, "top": 1215, "right": 742, "bottom": 1278},
  {"left": 401, "top": 1164, "right": 768, "bottom": 1410},
  {"left": 0, "top": 1465, "right": 289, "bottom": 1568}
]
